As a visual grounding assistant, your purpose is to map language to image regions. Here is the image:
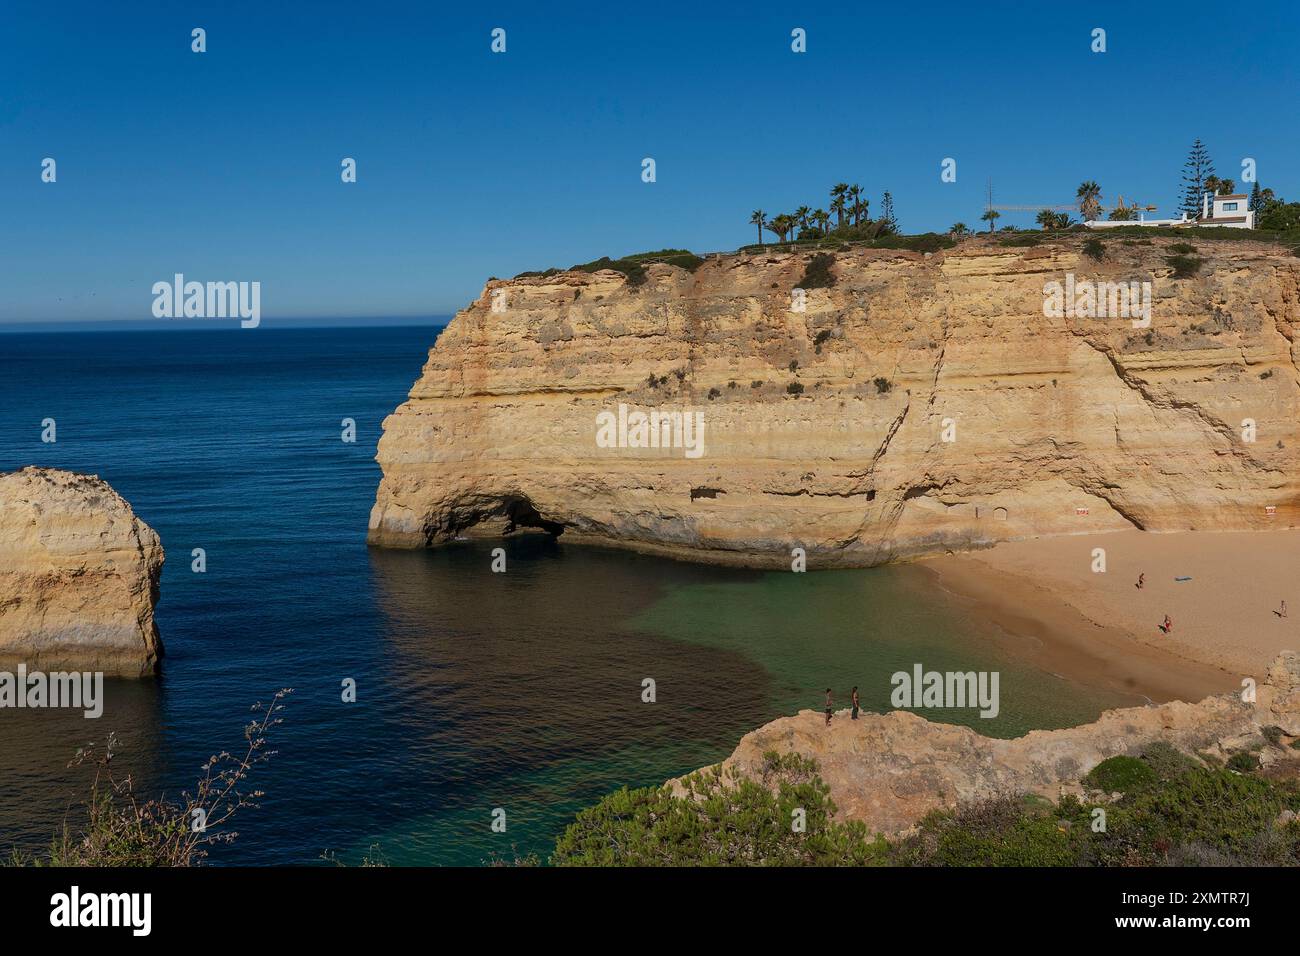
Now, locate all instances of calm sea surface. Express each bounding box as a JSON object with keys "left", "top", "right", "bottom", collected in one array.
[{"left": 0, "top": 326, "right": 1128, "bottom": 865}]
